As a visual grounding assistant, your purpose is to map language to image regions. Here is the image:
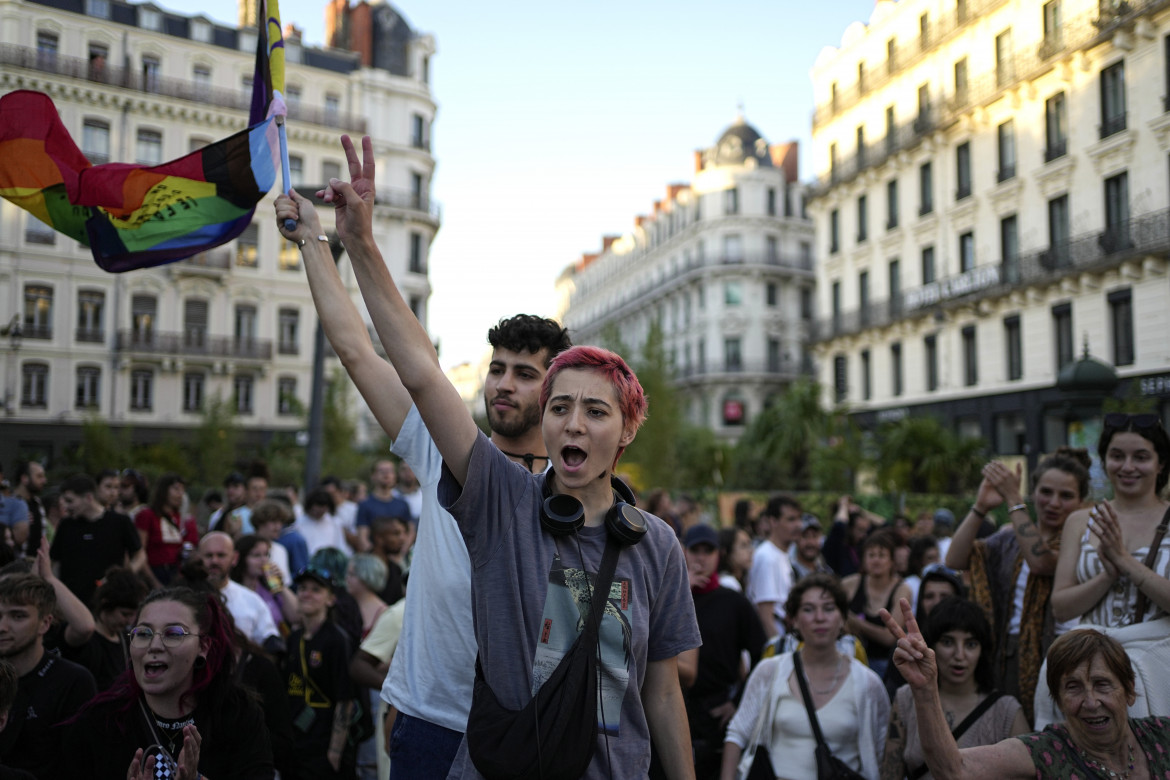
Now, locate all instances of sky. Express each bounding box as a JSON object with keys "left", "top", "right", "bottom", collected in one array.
[{"left": 184, "top": 0, "right": 877, "bottom": 368}]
